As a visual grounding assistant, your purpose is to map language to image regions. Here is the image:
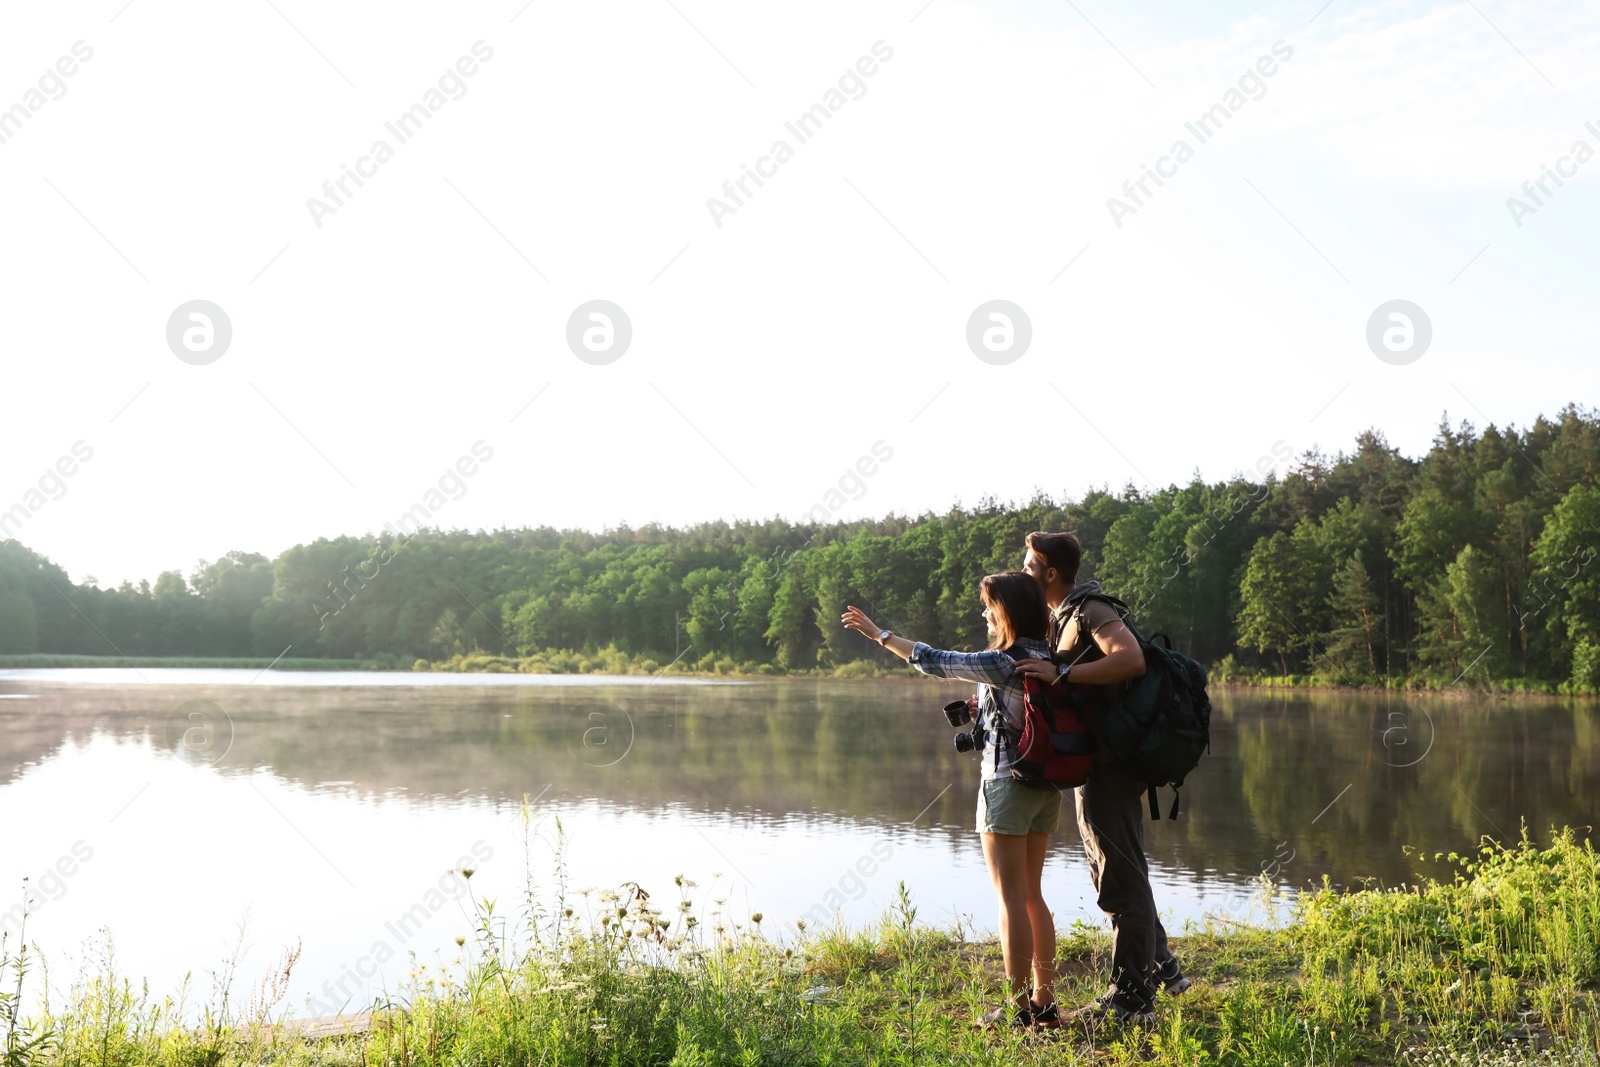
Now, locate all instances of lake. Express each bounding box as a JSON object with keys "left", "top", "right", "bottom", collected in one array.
[{"left": 1, "top": 669, "right": 1595, "bottom": 1019}]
